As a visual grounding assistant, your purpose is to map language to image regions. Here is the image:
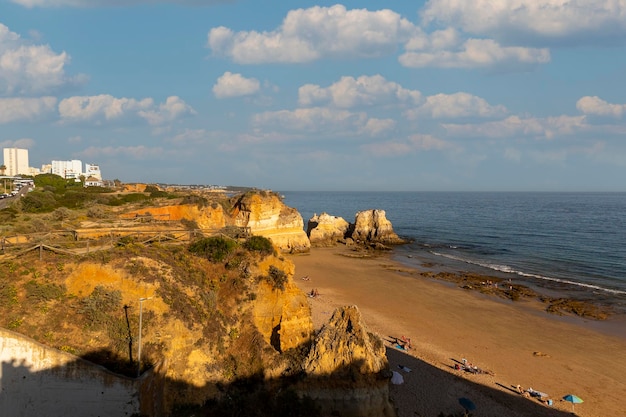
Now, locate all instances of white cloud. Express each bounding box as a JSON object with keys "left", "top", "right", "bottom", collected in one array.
[
  {"left": 298, "top": 75, "right": 422, "bottom": 108},
  {"left": 576, "top": 96, "right": 626, "bottom": 118},
  {"left": 253, "top": 107, "right": 372, "bottom": 135},
  {"left": 399, "top": 38, "right": 550, "bottom": 69},
  {"left": 138, "top": 96, "right": 196, "bottom": 125},
  {"left": 443, "top": 115, "right": 588, "bottom": 139},
  {"left": 59, "top": 94, "right": 194, "bottom": 125},
  {"left": 11, "top": 0, "right": 232, "bottom": 7},
  {"left": 0, "top": 23, "right": 83, "bottom": 95},
  {"left": 405, "top": 92, "right": 507, "bottom": 119},
  {"left": 213, "top": 72, "right": 260, "bottom": 99},
  {"left": 208, "top": 5, "right": 416, "bottom": 64},
  {"left": 420, "top": 0, "right": 626, "bottom": 44},
  {"left": 363, "top": 133, "right": 452, "bottom": 156},
  {"left": 362, "top": 118, "right": 396, "bottom": 136},
  {"left": 0, "top": 97, "right": 57, "bottom": 123},
  {"left": 1, "top": 137, "right": 36, "bottom": 149}
]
